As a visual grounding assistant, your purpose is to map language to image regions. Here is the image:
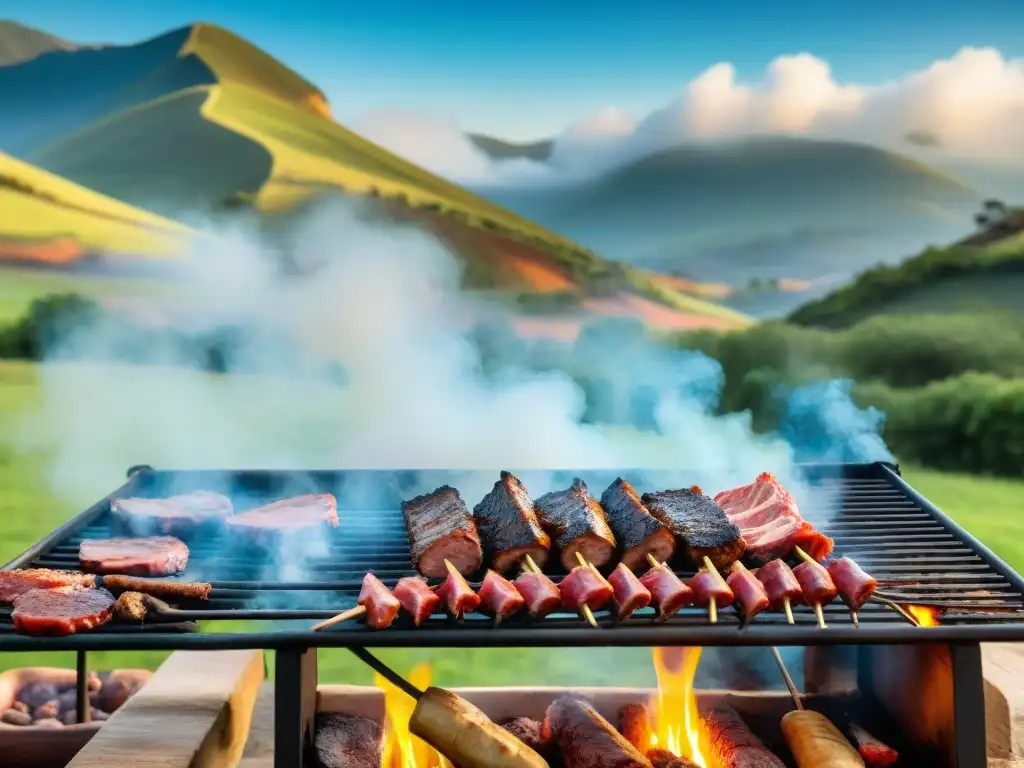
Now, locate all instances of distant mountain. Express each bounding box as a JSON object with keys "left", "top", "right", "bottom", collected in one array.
[
  {"left": 0, "top": 20, "right": 78, "bottom": 67},
  {"left": 468, "top": 134, "right": 553, "bottom": 163},
  {"left": 0, "top": 22, "right": 747, "bottom": 333}
]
